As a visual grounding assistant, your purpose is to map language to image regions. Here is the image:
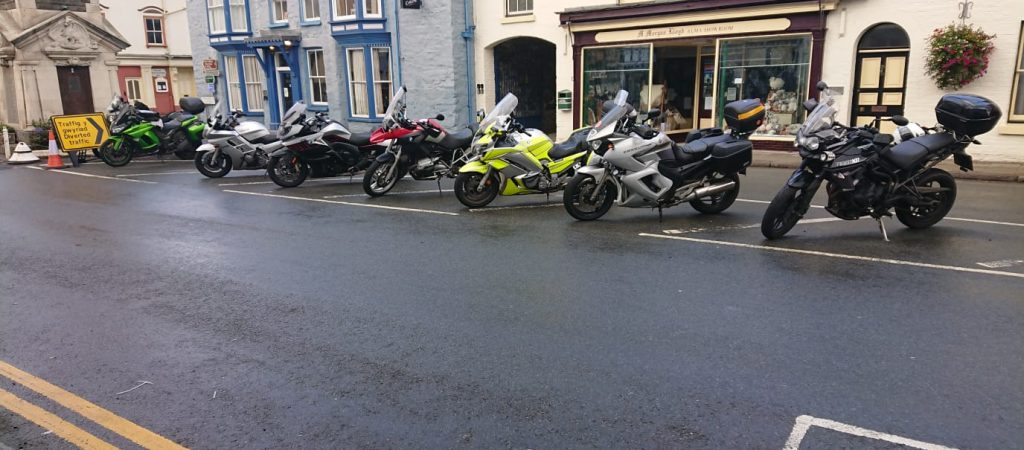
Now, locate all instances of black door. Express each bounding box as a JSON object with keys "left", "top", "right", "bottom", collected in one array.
[{"left": 57, "top": 66, "right": 95, "bottom": 115}]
